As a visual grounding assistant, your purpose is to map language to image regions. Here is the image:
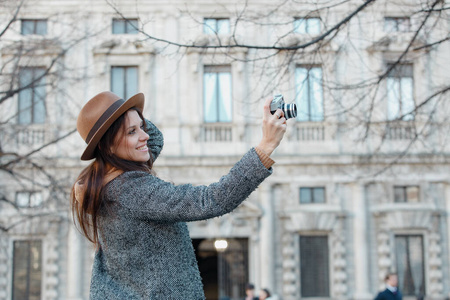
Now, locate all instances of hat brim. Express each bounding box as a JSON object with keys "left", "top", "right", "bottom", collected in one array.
[{"left": 80, "top": 93, "right": 145, "bottom": 160}]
